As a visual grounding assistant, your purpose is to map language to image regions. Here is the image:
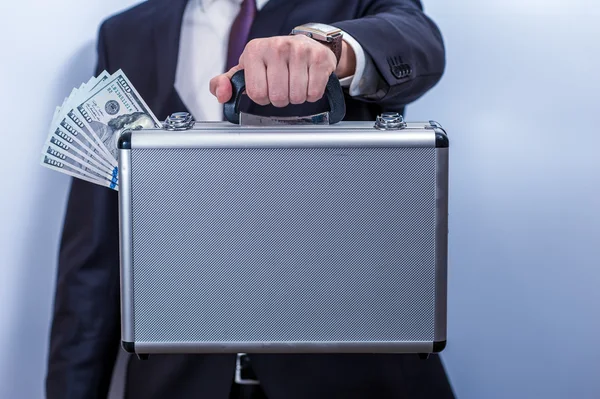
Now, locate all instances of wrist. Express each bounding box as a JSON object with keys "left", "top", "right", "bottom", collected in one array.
[{"left": 335, "top": 40, "right": 356, "bottom": 79}]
